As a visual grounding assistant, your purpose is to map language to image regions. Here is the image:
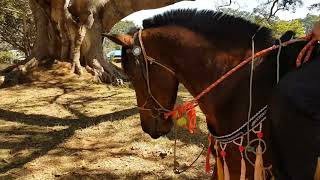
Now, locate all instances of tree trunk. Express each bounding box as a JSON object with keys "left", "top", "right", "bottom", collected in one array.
[{"left": 1, "top": 0, "right": 179, "bottom": 84}]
